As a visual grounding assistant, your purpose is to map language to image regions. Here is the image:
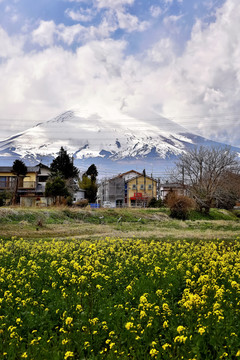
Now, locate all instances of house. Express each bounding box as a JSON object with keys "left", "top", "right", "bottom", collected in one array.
[
  {"left": 0, "top": 163, "right": 53, "bottom": 206},
  {"left": 159, "top": 182, "right": 186, "bottom": 201},
  {"left": 126, "top": 174, "right": 157, "bottom": 207},
  {"left": 97, "top": 170, "right": 157, "bottom": 207},
  {"left": 97, "top": 170, "right": 142, "bottom": 207},
  {"left": 72, "top": 189, "right": 86, "bottom": 203}
]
